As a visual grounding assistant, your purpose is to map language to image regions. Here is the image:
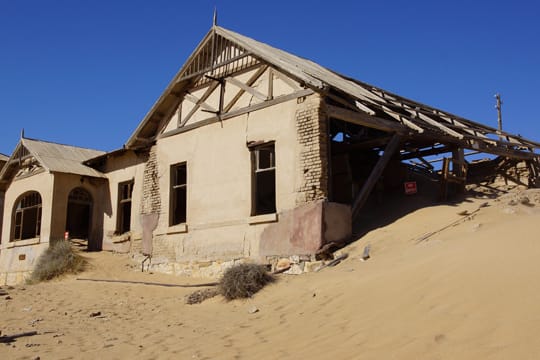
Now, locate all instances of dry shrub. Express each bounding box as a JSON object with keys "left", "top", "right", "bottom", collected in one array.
[
  {"left": 185, "top": 288, "right": 220, "bottom": 305},
  {"left": 218, "top": 263, "right": 275, "bottom": 300},
  {"left": 30, "top": 240, "right": 87, "bottom": 283}
]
